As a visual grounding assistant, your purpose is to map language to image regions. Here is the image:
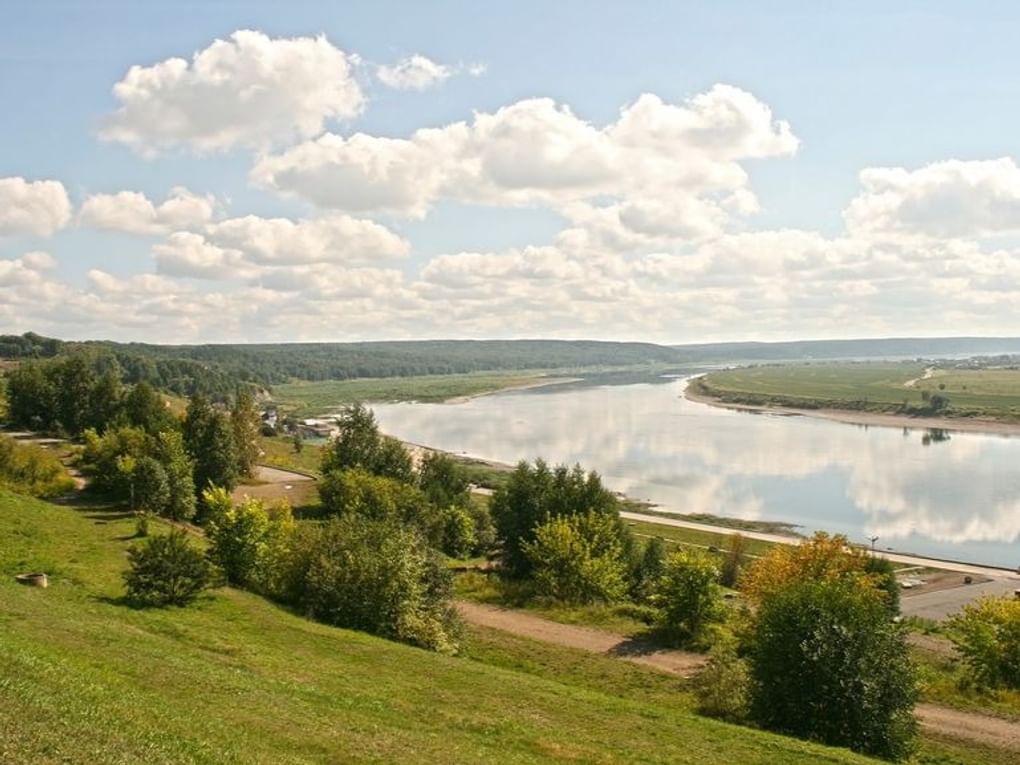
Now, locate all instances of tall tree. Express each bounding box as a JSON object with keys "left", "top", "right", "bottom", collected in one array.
[
  {"left": 230, "top": 386, "right": 262, "bottom": 479},
  {"left": 5, "top": 362, "right": 55, "bottom": 430},
  {"left": 154, "top": 430, "right": 197, "bottom": 521},
  {"left": 183, "top": 394, "right": 239, "bottom": 493},
  {"left": 51, "top": 354, "right": 97, "bottom": 436},
  {"left": 124, "top": 381, "right": 175, "bottom": 434},
  {"left": 87, "top": 369, "right": 124, "bottom": 432},
  {"left": 321, "top": 403, "right": 413, "bottom": 482}
]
